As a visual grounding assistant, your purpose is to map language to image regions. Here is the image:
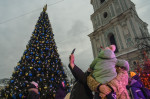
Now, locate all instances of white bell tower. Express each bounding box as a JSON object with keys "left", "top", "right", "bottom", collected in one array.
[{"left": 88, "top": 0, "right": 150, "bottom": 70}]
